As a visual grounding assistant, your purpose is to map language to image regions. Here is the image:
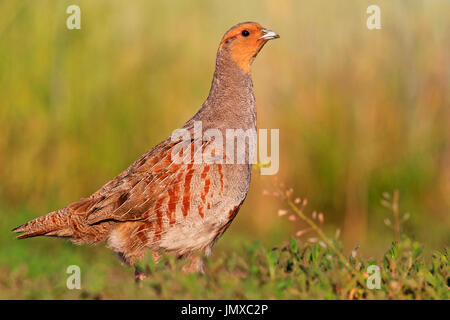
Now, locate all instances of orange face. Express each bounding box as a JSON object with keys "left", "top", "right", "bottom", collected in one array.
[{"left": 219, "top": 22, "right": 280, "bottom": 73}]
